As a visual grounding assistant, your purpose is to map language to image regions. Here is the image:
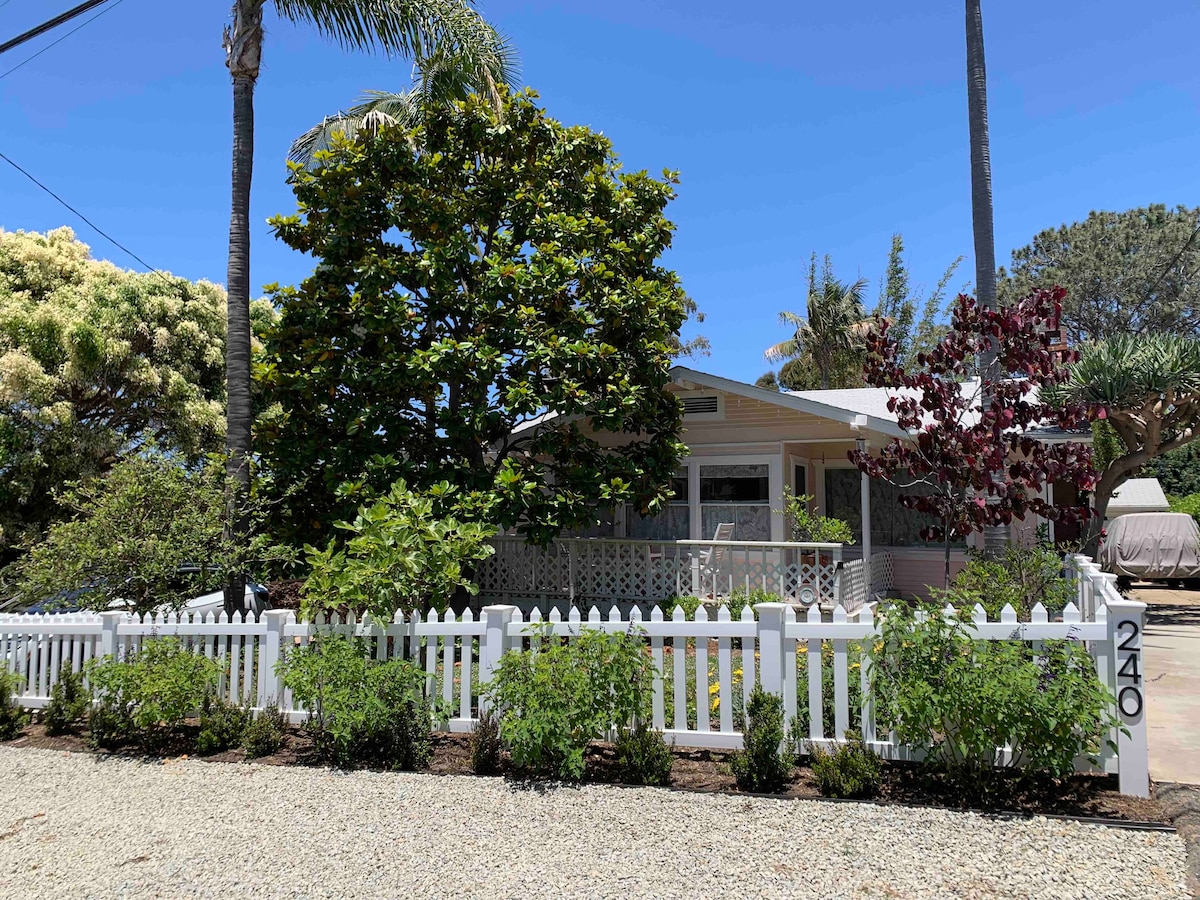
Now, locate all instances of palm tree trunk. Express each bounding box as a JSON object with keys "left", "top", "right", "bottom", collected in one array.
[
  {"left": 966, "top": 0, "right": 1008, "bottom": 556},
  {"left": 222, "top": 0, "right": 263, "bottom": 614}
]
